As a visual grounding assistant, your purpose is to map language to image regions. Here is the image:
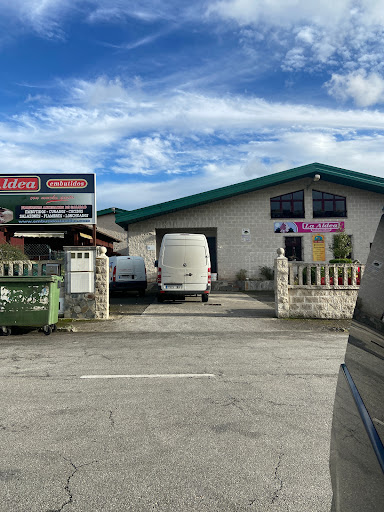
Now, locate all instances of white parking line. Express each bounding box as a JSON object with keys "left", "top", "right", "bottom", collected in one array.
[
  {"left": 374, "top": 417, "right": 384, "bottom": 427},
  {"left": 80, "top": 373, "right": 216, "bottom": 379}
]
